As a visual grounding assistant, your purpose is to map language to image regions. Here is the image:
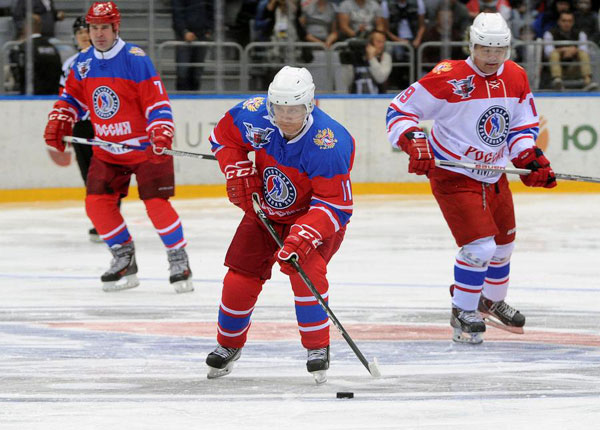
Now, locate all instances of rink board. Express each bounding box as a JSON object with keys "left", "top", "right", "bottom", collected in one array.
[{"left": 1, "top": 95, "right": 599, "bottom": 201}]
